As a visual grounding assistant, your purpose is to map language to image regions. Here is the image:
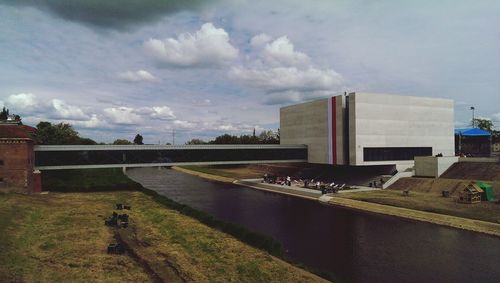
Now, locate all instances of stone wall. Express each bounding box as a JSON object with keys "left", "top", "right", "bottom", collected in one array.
[{"left": 0, "top": 139, "right": 35, "bottom": 193}]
